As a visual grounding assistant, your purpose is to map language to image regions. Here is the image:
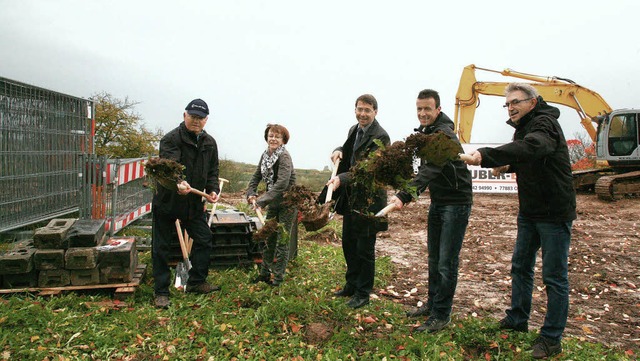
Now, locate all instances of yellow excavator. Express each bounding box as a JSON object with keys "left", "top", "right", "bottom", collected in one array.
[{"left": 454, "top": 64, "right": 640, "bottom": 200}]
